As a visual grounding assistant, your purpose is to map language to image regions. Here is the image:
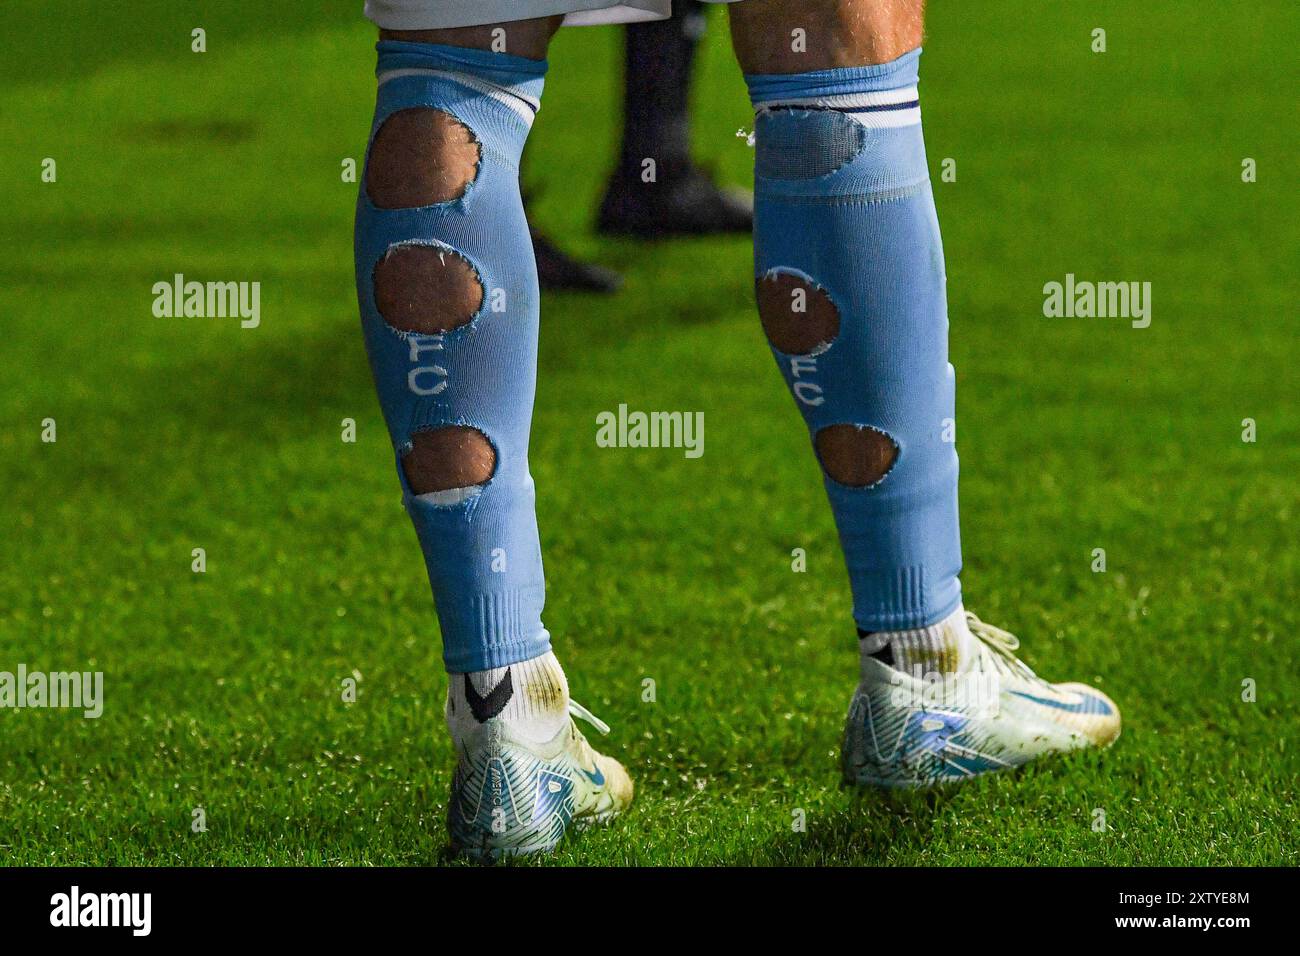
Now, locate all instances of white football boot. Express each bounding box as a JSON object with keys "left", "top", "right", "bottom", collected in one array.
[
  {"left": 843, "top": 611, "right": 1121, "bottom": 788},
  {"left": 446, "top": 652, "right": 633, "bottom": 858}
]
